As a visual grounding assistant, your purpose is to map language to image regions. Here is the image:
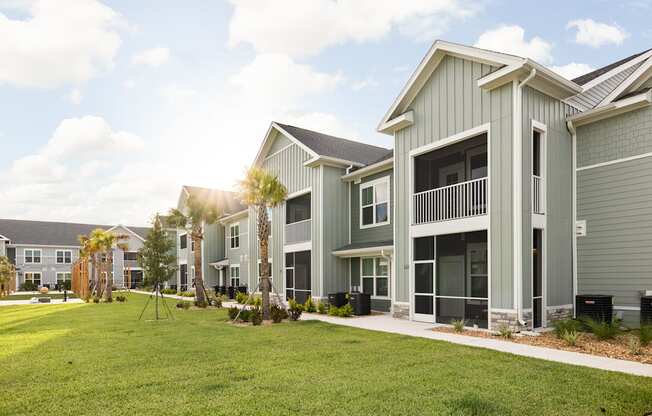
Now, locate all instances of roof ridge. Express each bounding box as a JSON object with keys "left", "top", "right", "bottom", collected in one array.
[
  {"left": 275, "top": 122, "right": 391, "bottom": 152},
  {"left": 572, "top": 48, "right": 652, "bottom": 86}
]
